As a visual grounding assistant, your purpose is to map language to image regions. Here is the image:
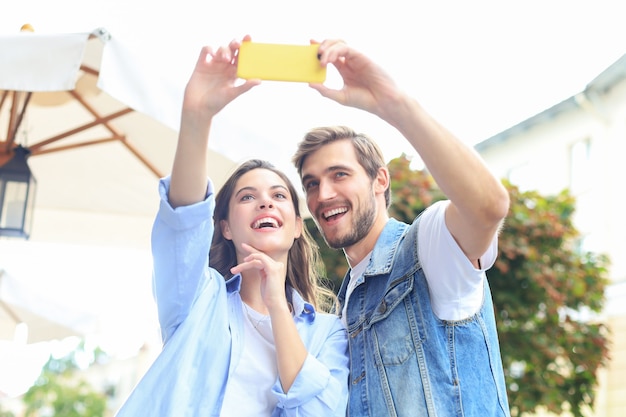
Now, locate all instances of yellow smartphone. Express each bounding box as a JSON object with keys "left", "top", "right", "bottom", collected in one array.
[{"left": 237, "top": 41, "right": 326, "bottom": 83}]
